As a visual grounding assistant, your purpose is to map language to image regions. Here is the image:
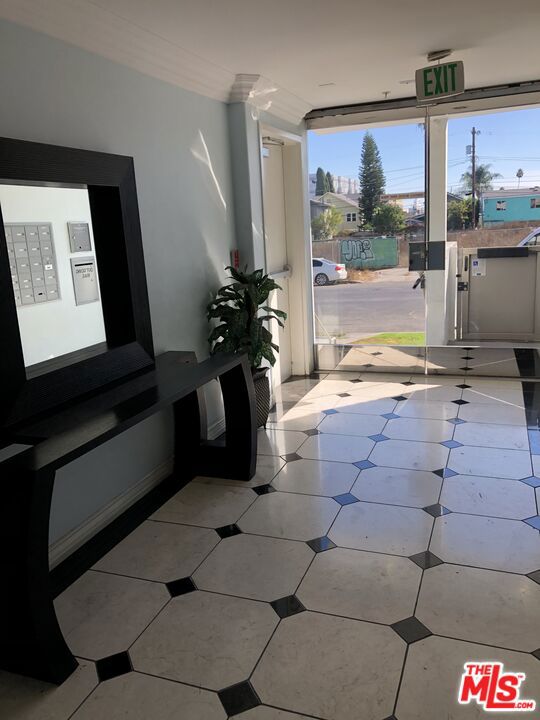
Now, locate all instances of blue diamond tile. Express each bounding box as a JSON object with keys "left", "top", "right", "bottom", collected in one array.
[
  {"left": 354, "top": 459, "right": 376, "bottom": 470},
  {"left": 440, "top": 440, "right": 463, "bottom": 449},
  {"left": 521, "top": 476, "right": 540, "bottom": 488},
  {"left": 392, "top": 395, "right": 408, "bottom": 402},
  {"left": 433, "top": 468, "right": 459, "bottom": 478},
  {"left": 447, "top": 417, "right": 466, "bottom": 425},
  {"left": 524, "top": 516, "right": 540, "bottom": 531},
  {"left": 333, "top": 493, "right": 360, "bottom": 506},
  {"left": 382, "top": 412, "right": 400, "bottom": 420},
  {"left": 369, "top": 434, "right": 390, "bottom": 443},
  {"left": 323, "top": 409, "right": 338, "bottom": 415}
]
